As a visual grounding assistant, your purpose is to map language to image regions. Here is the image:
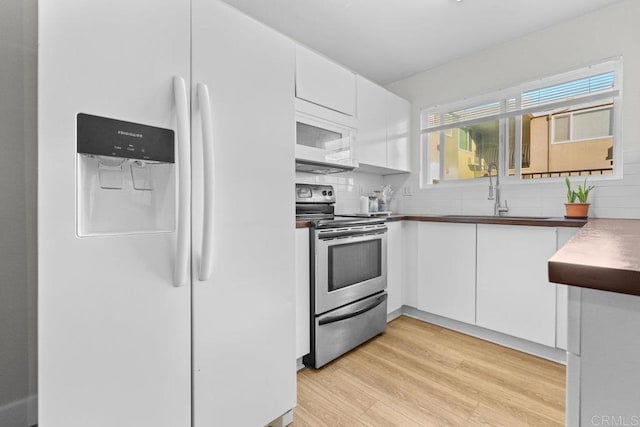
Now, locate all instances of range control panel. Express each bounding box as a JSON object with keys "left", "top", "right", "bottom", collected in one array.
[
  {"left": 295, "top": 183, "right": 335, "bottom": 204},
  {"left": 77, "top": 113, "right": 174, "bottom": 163}
]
